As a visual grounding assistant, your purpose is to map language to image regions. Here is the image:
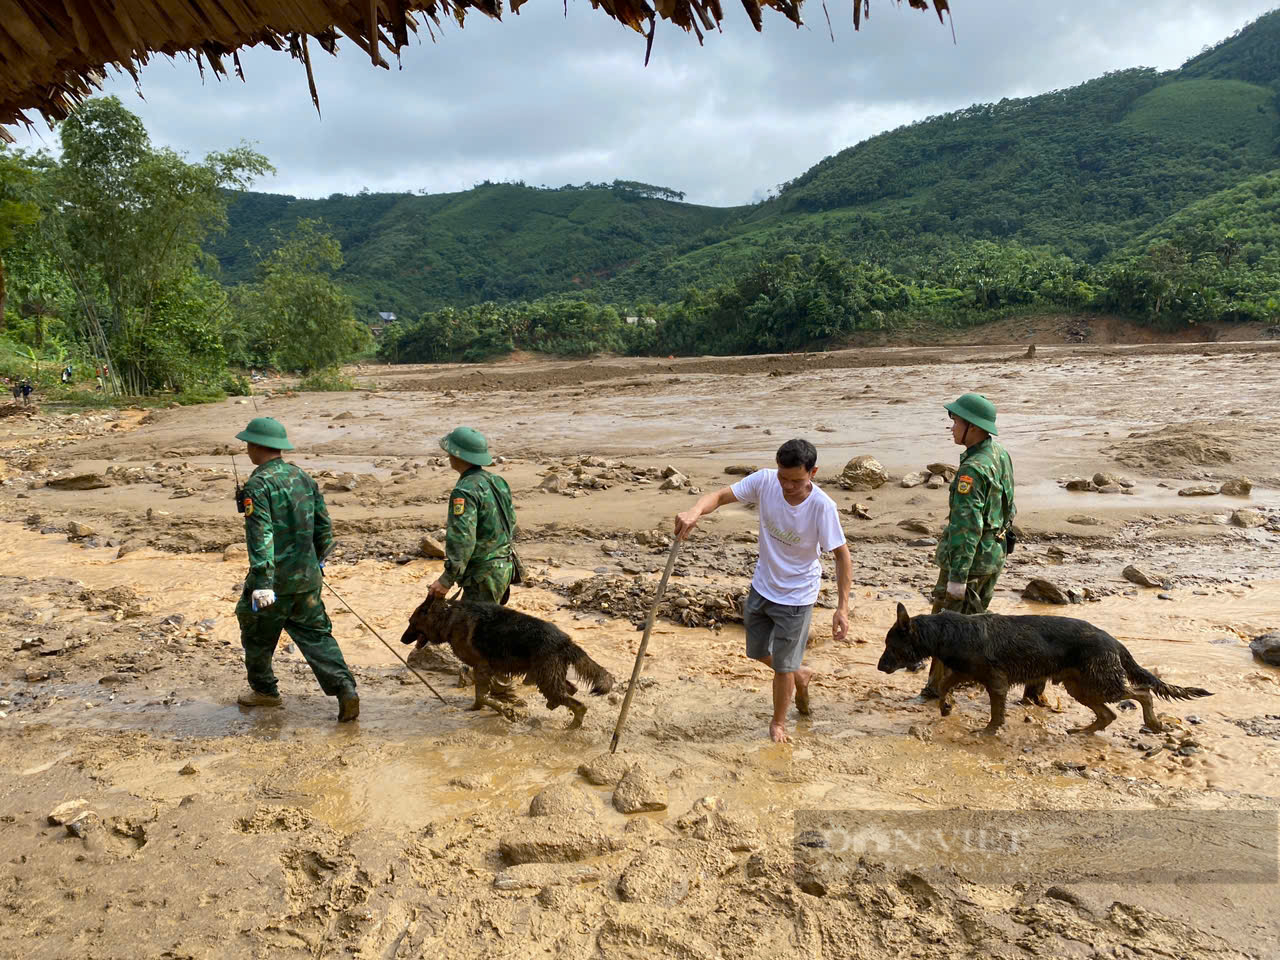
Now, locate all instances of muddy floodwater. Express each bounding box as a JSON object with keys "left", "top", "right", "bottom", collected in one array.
[{"left": 1, "top": 340, "right": 1278, "bottom": 959}]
